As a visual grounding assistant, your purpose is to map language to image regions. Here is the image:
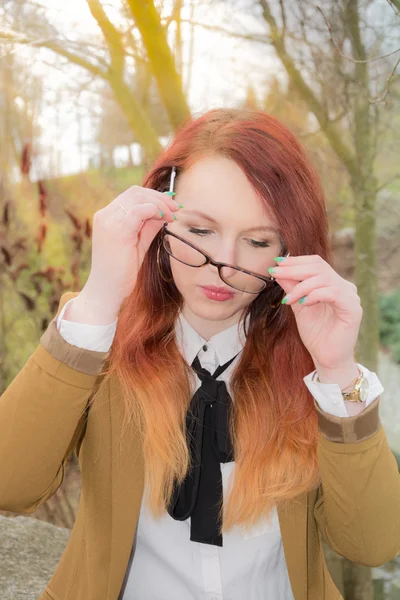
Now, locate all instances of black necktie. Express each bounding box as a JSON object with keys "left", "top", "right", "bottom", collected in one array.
[{"left": 167, "top": 352, "right": 239, "bottom": 546}]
